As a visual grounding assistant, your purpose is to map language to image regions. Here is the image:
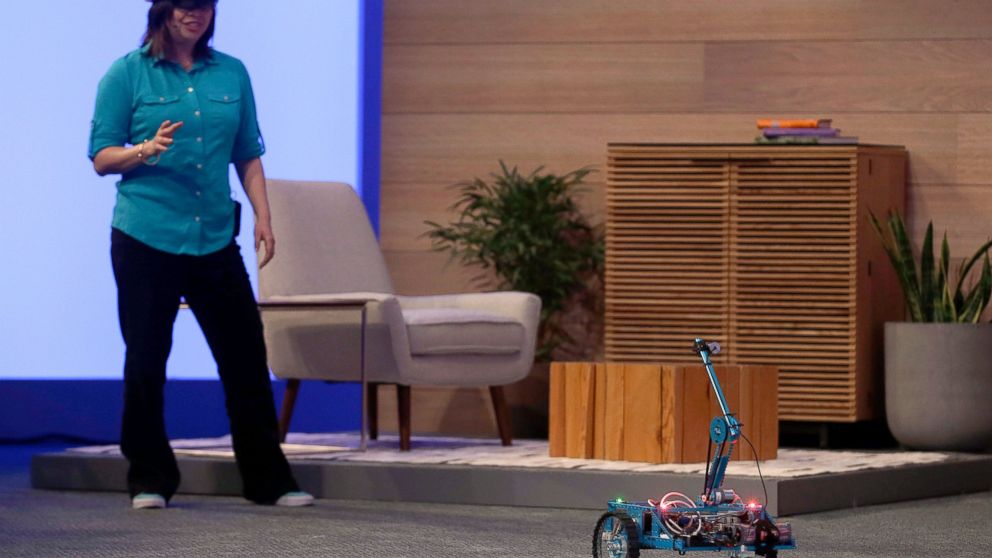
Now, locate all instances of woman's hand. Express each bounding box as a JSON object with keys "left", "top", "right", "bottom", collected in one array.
[
  {"left": 235, "top": 157, "right": 275, "bottom": 269},
  {"left": 143, "top": 119, "right": 184, "bottom": 158},
  {"left": 92, "top": 119, "right": 184, "bottom": 175},
  {"left": 255, "top": 215, "right": 275, "bottom": 268}
]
